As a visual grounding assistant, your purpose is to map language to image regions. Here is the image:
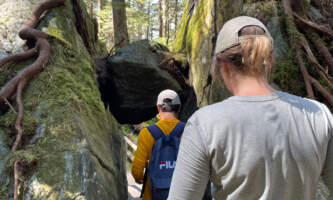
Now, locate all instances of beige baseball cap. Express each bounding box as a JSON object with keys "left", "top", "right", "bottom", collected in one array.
[
  {"left": 157, "top": 89, "right": 181, "bottom": 105},
  {"left": 214, "top": 16, "right": 272, "bottom": 54}
]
